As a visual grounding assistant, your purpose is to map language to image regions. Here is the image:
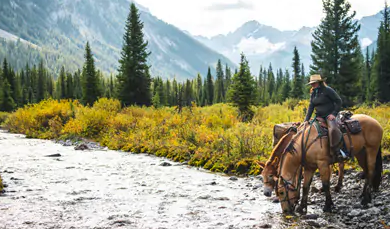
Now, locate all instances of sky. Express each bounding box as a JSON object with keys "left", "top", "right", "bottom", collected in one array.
[{"left": 135, "top": 0, "right": 386, "bottom": 37}]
